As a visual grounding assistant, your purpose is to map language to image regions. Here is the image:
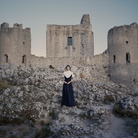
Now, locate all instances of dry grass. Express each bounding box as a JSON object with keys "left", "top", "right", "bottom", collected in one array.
[
  {"left": 0, "top": 80, "right": 11, "bottom": 90},
  {"left": 79, "top": 73, "right": 85, "bottom": 79}
]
